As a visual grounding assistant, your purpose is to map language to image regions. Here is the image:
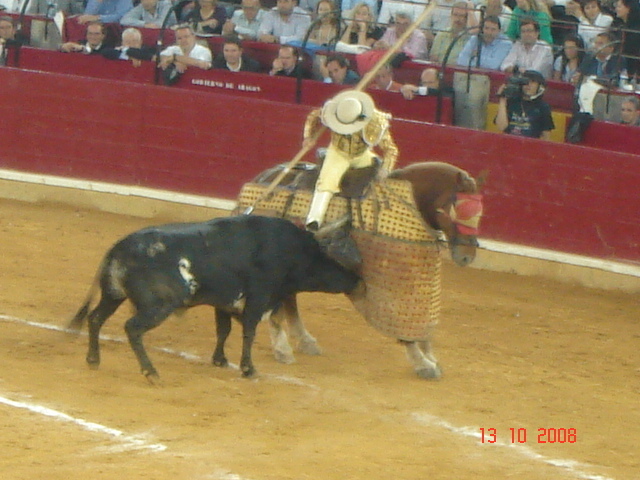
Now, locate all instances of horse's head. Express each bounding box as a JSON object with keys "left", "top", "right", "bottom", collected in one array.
[{"left": 434, "top": 169, "right": 486, "bottom": 267}]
